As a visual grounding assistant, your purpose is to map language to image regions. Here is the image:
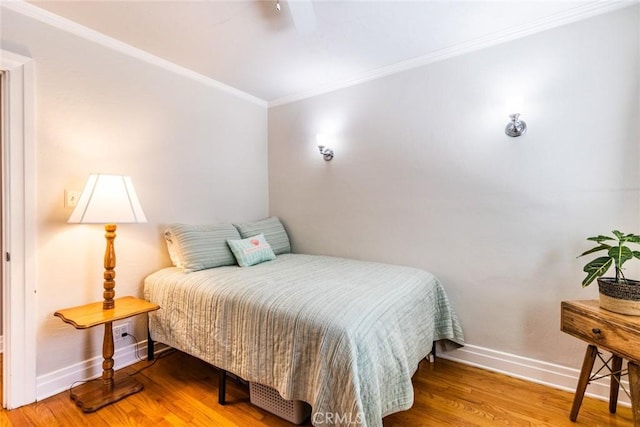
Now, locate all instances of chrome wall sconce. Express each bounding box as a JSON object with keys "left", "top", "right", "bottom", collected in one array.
[
  {"left": 505, "top": 113, "right": 527, "bottom": 137},
  {"left": 318, "top": 145, "right": 334, "bottom": 161},
  {"left": 504, "top": 96, "right": 527, "bottom": 137},
  {"left": 316, "top": 134, "right": 334, "bottom": 161}
]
